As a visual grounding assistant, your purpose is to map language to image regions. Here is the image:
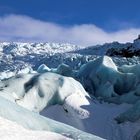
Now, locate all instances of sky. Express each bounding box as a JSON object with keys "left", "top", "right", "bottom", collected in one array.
[{"left": 0, "top": 0, "right": 140, "bottom": 46}]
